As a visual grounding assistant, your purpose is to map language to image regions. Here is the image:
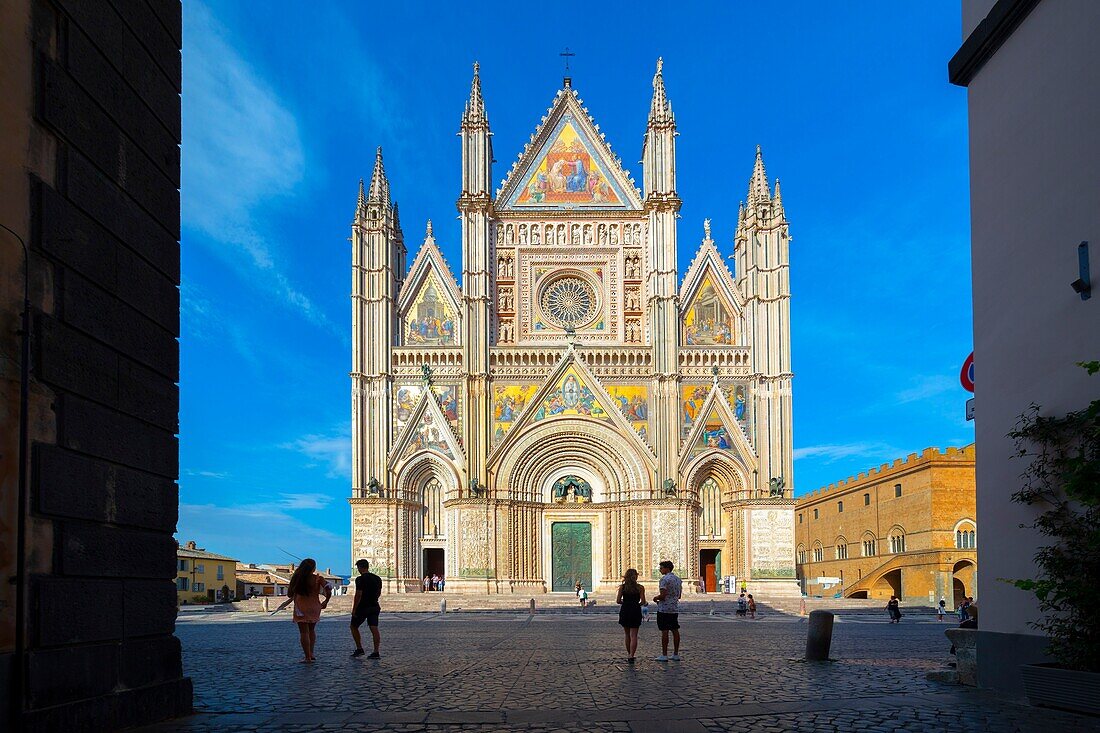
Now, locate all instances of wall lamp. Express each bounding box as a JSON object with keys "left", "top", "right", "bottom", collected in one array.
[{"left": 1071, "top": 241, "right": 1091, "bottom": 300}]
